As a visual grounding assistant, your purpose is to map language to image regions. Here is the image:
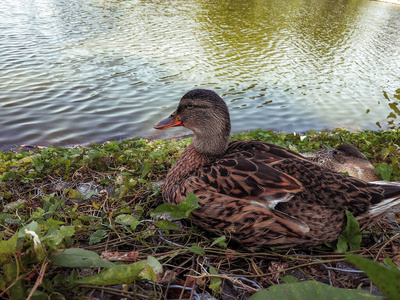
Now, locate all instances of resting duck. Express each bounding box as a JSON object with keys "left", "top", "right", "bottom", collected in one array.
[
  {"left": 302, "top": 144, "right": 379, "bottom": 182},
  {"left": 154, "top": 89, "right": 400, "bottom": 249}
]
